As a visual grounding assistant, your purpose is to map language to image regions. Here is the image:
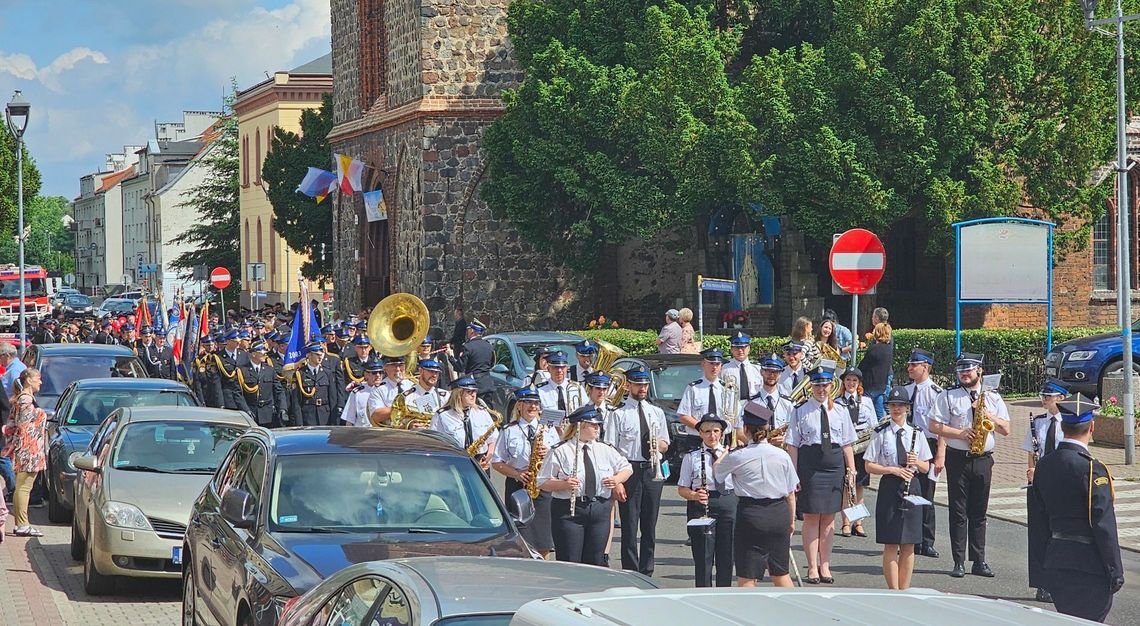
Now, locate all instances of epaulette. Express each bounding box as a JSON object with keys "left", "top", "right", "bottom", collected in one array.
[
  {"left": 779, "top": 393, "right": 792, "bottom": 402},
  {"left": 874, "top": 419, "right": 892, "bottom": 433},
  {"left": 1031, "top": 412, "right": 1050, "bottom": 421},
  {"left": 689, "top": 379, "right": 703, "bottom": 386},
  {"left": 931, "top": 383, "right": 944, "bottom": 394},
  {"left": 794, "top": 397, "right": 809, "bottom": 408},
  {"left": 434, "top": 406, "right": 448, "bottom": 414}
]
